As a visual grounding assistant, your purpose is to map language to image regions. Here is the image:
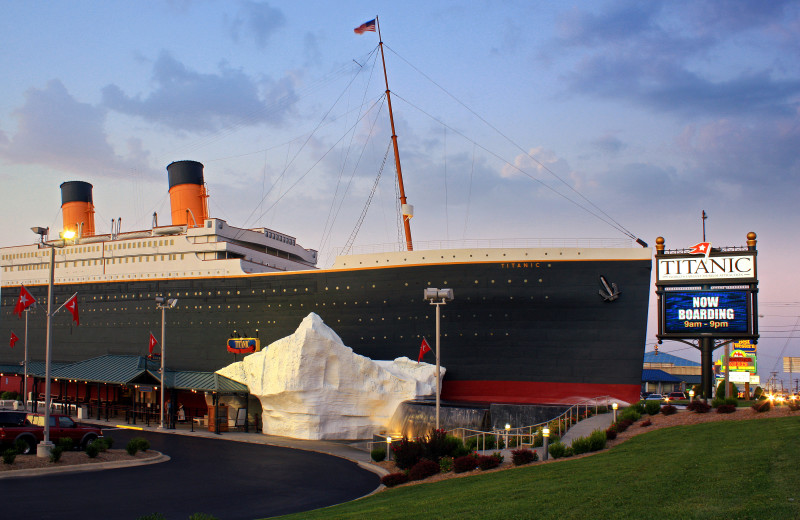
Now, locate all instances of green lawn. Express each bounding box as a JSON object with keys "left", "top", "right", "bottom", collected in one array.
[{"left": 270, "top": 416, "right": 800, "bottom": 520}]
